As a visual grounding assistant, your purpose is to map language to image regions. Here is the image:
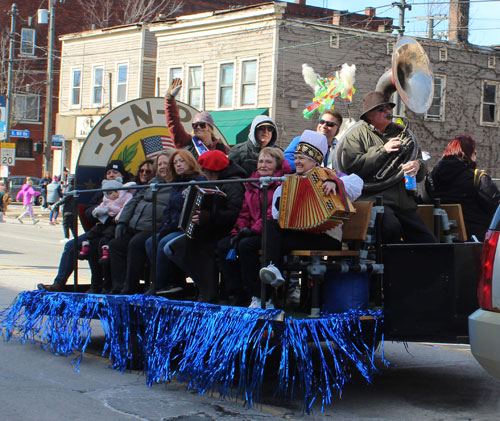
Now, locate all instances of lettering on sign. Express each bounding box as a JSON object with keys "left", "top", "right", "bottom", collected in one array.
[{"left": 75, "top": 97, "right": 226, "bottom": 203}]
